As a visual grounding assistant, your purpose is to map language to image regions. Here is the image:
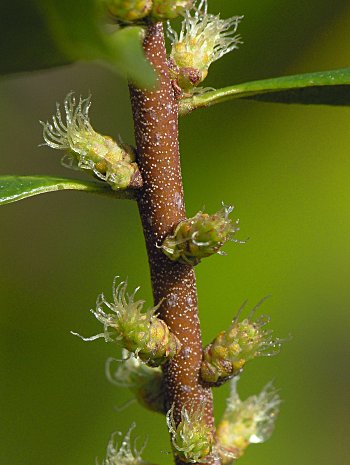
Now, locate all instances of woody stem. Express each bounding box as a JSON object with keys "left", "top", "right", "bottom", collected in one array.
[{"left": 129, "top": 22, "right": 216, "bottom": 465}]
